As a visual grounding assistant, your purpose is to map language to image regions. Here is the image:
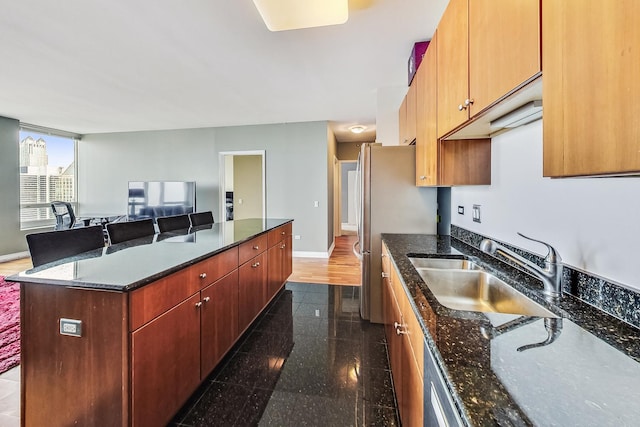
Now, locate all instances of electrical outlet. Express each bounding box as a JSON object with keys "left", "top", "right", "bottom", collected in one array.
[
  {"left": 458, "top": 206, "right": 464, "bottom": 215},
  {"left": 60, "top": 318, "right": 82, "bottom": 337},
  {"left": 294, "top": 235, "right": 301, "bottom": 240},
  {"left": 472, "top": 205, "right": 481, "bottom": 223},
  {"left": 313, "top": 201, "right": 319, "bottom": 208}
]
